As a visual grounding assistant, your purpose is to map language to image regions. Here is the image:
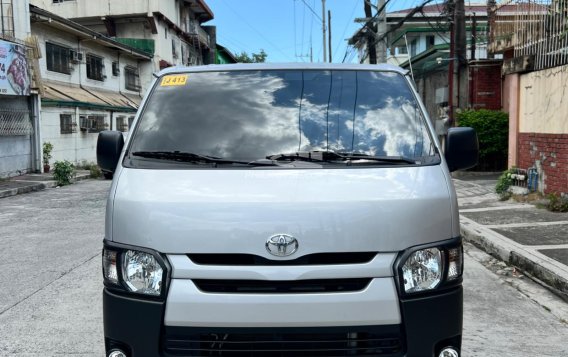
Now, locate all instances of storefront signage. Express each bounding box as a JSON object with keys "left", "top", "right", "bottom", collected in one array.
[{"left": 0, "top": 40, "right": 30, "bottom": 96}]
